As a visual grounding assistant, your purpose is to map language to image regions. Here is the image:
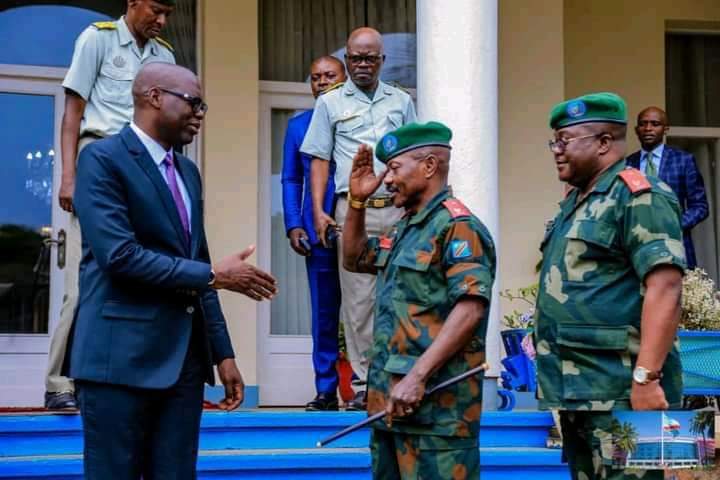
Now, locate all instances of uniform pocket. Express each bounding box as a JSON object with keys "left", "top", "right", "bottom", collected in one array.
[
  {"left": 556, "top": 324, "right": 631, "bottom": 401},
  {"left": 390, "top": 251, "right": 431, "bottom": 305},
  {"left": 336, "top": 115, "right": 364, "bottom": 133},
  {"left": 564, "top": 220, "right": 620, "bottom": 283},
  {"left": 98, "top": 64, "right": 134, "bottom": 105}
]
